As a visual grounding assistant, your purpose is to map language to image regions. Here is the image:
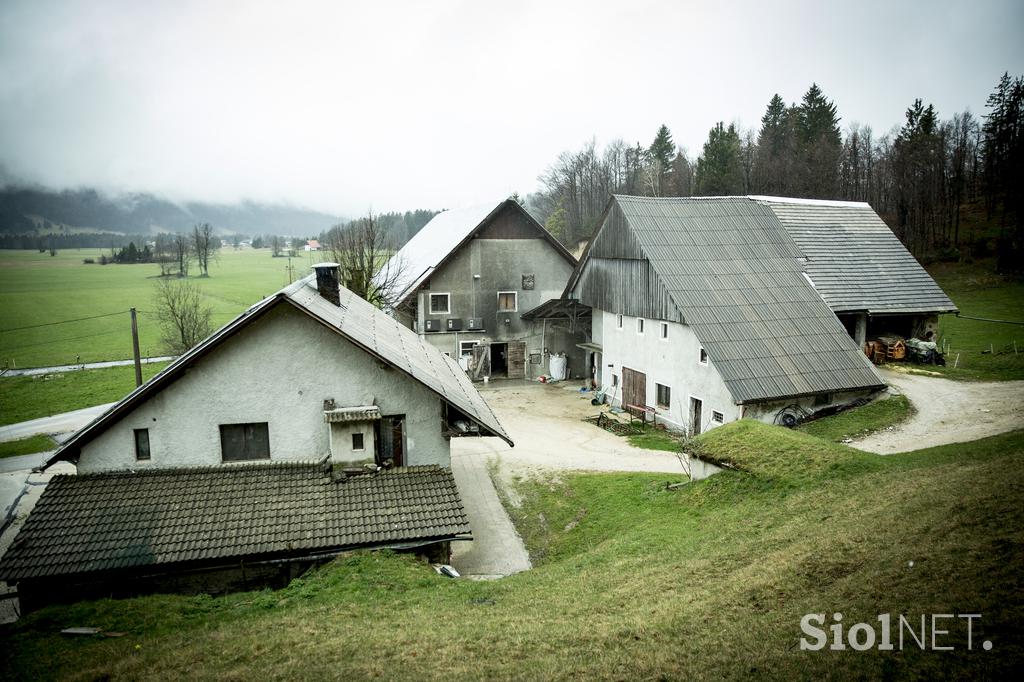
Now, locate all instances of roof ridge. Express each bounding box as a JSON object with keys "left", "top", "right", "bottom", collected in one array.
[{"left": 56, "top": 458, "right": 330, "bottom": 480}]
